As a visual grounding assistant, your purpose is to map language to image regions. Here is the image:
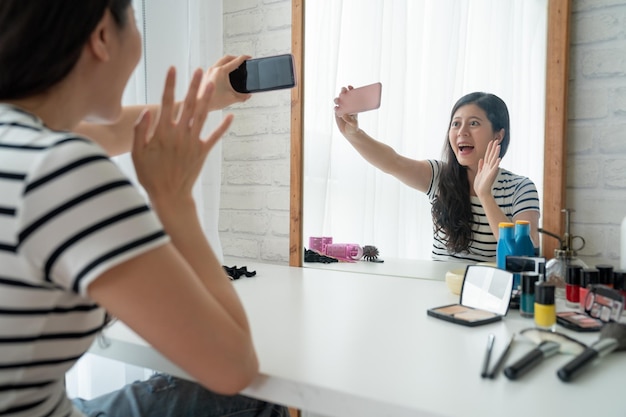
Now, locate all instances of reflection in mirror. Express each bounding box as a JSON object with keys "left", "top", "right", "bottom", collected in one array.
[
  {"left": 461, "top": 266, "right": 513, "bottom": 315},
  {"left": 303, "top": 0, "right": 547, "bottom": 262}
]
